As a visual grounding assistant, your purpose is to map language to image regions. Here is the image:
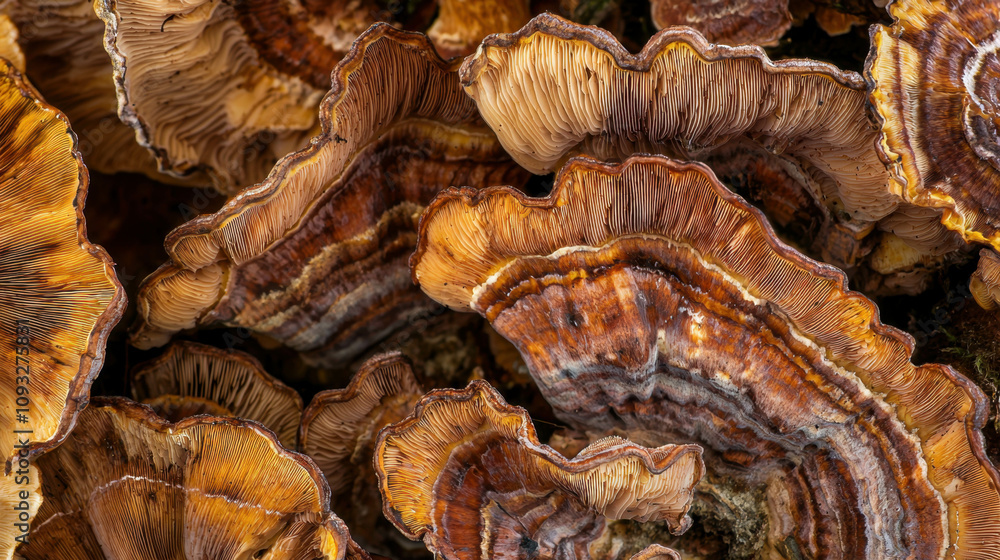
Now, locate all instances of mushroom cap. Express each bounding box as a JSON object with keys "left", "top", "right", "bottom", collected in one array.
[
  {"left": 866, "top": 0, "right": 1000, "bottom": 249},
  {"left": 131, "top": 341, "right": 303, "bottom": 447},
  {"left": 650, "top": 0, "right": 792, "bottom": 46},
  {"left": 0, "top": 13, "right": 23, "bottom": 70},
  {"left": 971, "top": 248, "right": 1000, "bottom": 310},
  {"left": 0, "top": 466, "right": 40, "bottom": 560},
  {"left": 410, "top": 154, "right": 1000, "bottom": 558},
  {"left": 427, "top": 0, "right": 532, "bottom": 57},
  {"left": 95, "top": 0, "right": 328, "bottom": 191},
  {"left": 457, "top": 13, "right": 966, "bottom": 279},
  {"left": 299, "top": 352, "right": 424, "bottom": 552},
  {"left": 0, "top": 60, "right": 125, "bottom": 465},
  {"left": 128, "top": 23, "right": 527, "bottom": 367},
  {"left": 5, "top": 0, "right": 206, "bottom": 183},
  {"left": 18, "top": 397, "right": 367, "bottom": 560},
  {"left": 375, "top": 379, "right": 704, "bottom": 560}
]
